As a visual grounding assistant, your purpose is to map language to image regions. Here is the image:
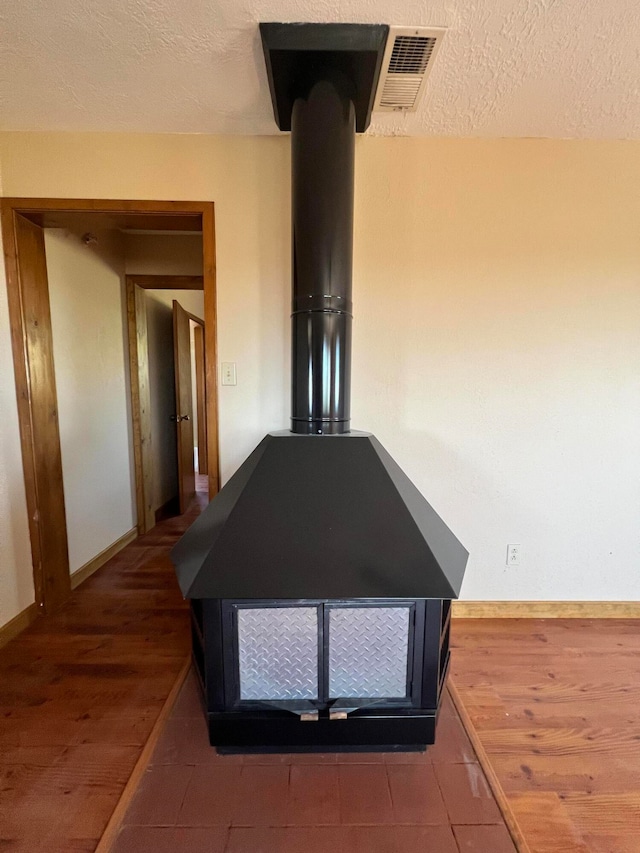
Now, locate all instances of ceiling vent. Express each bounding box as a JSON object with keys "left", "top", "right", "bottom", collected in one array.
[{"left": 373, "top": 26, "right": 446, "bottom": 113}]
